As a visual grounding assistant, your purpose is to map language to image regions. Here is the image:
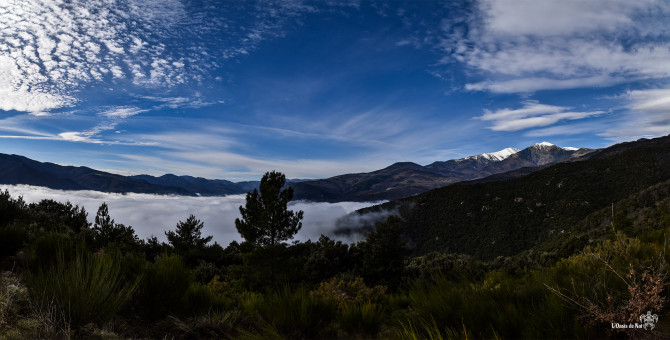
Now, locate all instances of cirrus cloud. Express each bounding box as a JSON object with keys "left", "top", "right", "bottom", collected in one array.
[
  {"left": 602, "top": 88, "right": 670, "bottom": 141},
  {"left": 476, "top": 100, "right": 604, "bottom": 132}
]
